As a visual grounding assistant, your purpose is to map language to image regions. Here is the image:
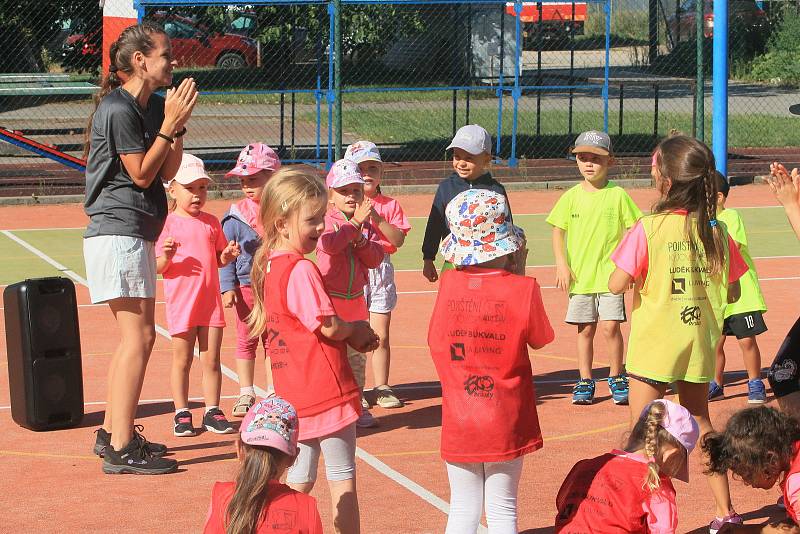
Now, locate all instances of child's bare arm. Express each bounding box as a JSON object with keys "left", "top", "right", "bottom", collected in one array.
[
  {"left": 552, "top": 227, "right": 573, "bottom": 292},
  {"left": 156, "top": 237, "right": 178, "bottom": 274},
  {"left": 370, "top": 210, "right": 406, "bottom": 248},
  {"left": 319, "top": 316, "right": 379, "bottom": 353},
  {"left": 217, "top": 240, "right": 240, "bottom": 267},
  {"left": 769, "top": 162, "right": 800, "bottom": 241},
  {"left": 608, "top": 267, "right": 633, "bottom": 295}
]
